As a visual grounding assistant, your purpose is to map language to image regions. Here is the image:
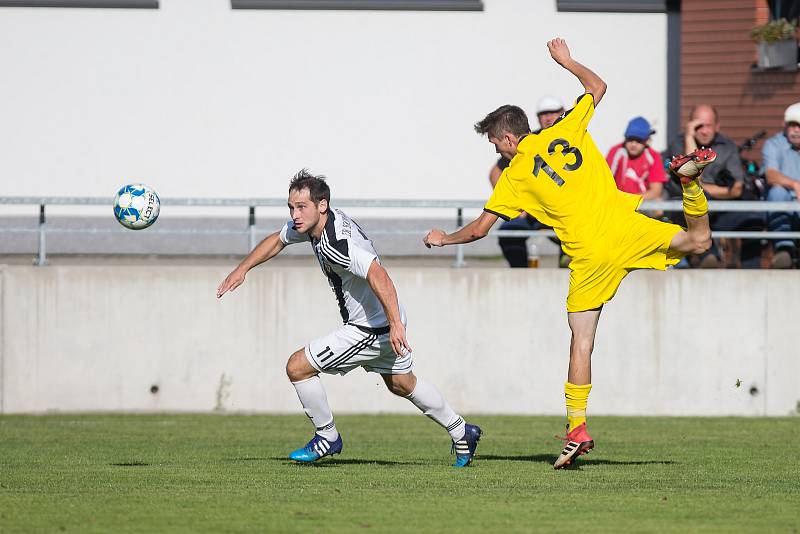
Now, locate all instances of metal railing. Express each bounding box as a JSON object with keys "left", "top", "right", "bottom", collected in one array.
[{"left": 2, "top": 196, "right": 800, "bottom": 266}]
